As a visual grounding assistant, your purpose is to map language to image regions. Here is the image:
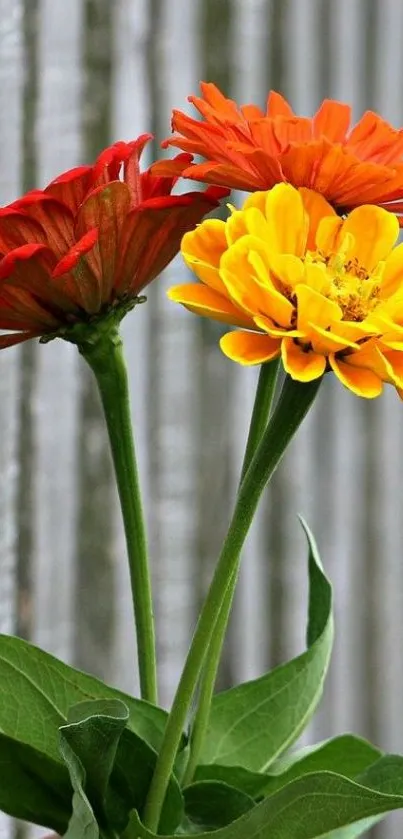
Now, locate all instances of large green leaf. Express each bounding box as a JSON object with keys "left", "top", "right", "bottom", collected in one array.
[
  {"left": 181, "top": 780, "right": 254, "bottom": 833},
  {"left": 60, "top": 732, "right": 99, "bottom": 839},
  {"left": 200, "top": 519, "right": 333, "bottom": 770},
  {"left": 60, "top": 699, "right": 129, "bottom": 829},
  {"left": 0, "top": 634, "right": 169, "bottom": 761},
  {"left": 131, "top": 765, "right": 403, "bottom": 839},
  {"left": 194, "top": 763, "right": 268, "bottom": 798},
  {"left": 194, "top": 736, "right": 381, "bottom": 802},
  {"left": 60, "top": 698, "right": 184, "bottom": 837},
  {"left": 262, "top": 734, "right": 382, "bottom": 796},
  {"left": 0, "top": 732, "right": 71, "bottom": 831}
]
